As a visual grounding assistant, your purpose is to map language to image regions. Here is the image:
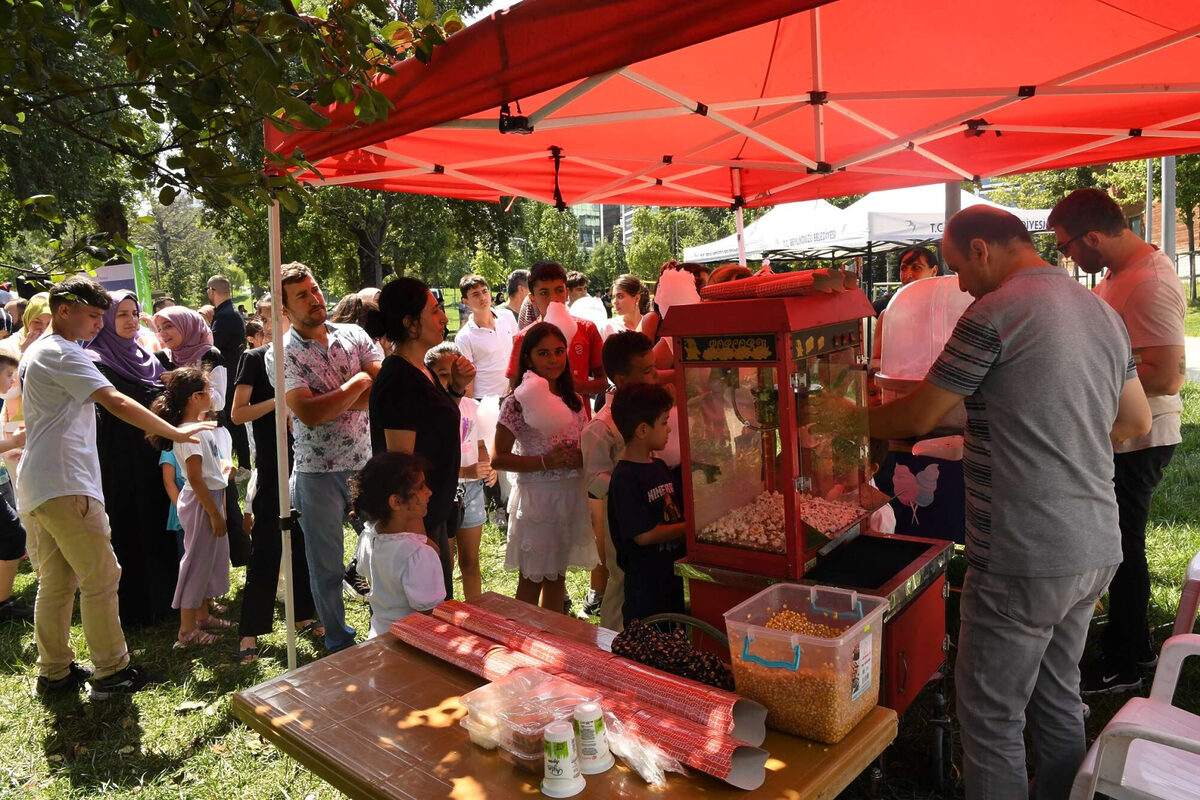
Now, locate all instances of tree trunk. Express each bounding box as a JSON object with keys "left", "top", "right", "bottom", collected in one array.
[
  {"left": 1187, "top": 207, "right": 1196, "bottom": 302},
  {"left": 352, "top": 217, "right": 388, "bottom": 289}
]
